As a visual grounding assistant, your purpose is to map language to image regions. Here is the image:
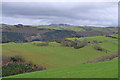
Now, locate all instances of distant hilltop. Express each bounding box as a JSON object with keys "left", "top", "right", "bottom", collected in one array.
[{"left": 39, "top": 24, "right": 72, "bottom": 26}]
